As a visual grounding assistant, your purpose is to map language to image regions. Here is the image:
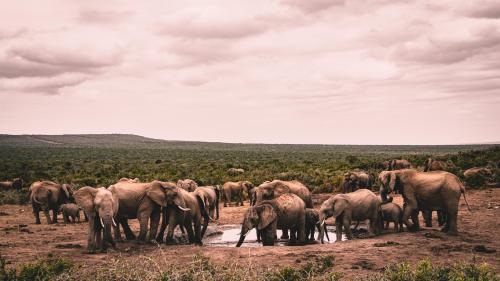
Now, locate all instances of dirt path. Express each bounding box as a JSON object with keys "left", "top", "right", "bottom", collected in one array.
[{"left": 1, "top": 189, "right": 498, "bottom": 279}]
